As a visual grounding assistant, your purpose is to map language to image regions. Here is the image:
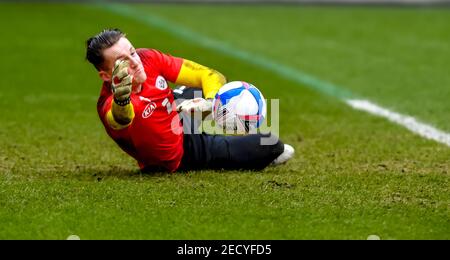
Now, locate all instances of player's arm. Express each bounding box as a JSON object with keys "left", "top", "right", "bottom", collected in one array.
[
  {"left": 106, "top": 60, "right": 135, "bottom": 130},
  {"left": 175, "top": 59, "right": 226, "bottom": 99},
  {"left": 106, "top": 102, "right": 134, "bottom": 130}
]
